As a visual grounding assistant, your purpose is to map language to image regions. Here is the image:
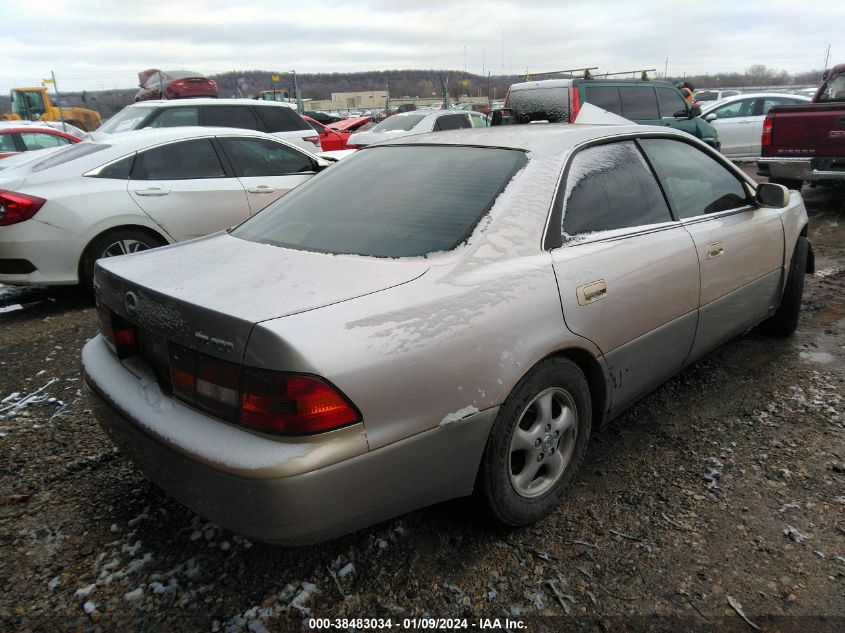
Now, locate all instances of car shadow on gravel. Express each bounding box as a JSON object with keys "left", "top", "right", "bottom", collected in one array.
[{"left": 0, "top": 285, "right": 91, "bottom": 323}]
